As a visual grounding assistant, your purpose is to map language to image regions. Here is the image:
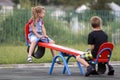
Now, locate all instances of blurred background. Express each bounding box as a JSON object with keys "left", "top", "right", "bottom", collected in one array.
[
  {"left": 0, "top": 0, "right": 120, "bottom": 63},
  {"left": 0, "top": 0, "right": 120, "bottom": 45}
]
